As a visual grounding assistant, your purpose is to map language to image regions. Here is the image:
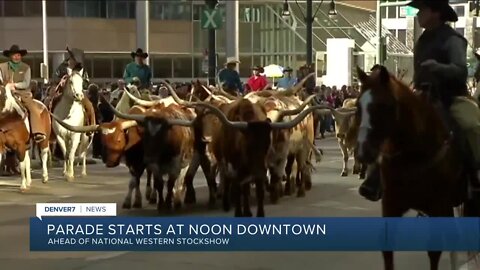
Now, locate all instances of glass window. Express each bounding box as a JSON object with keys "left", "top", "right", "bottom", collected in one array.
[
  {"left": 397, "top": 29, "right": 407, "bottom": 45},
  {"left": 193, "top": 4, "right": 200, "bottom": 21},
  {"left": 86, "top": 0, "right": 106, "bottom": 17},
  {"left": 107, "top": 1, "right": 128, "bottom": 18},
  {"left": 4, "top": 0, "right": 24, "bottom": 16},
  {"left": 112, "top": 58, "right": 131, "bottom": 78},
  {"left": 23, "top": 56, "right": 37, "bottom": 78},
  {"left": 454, "top": 6, "right": 465, "bottom": 17},
  {"left": 47, "top": 0, "right": 65, "bottom": 17},
  {"left": 92, "top": 57, "right": 112, "bottom": 78},
  {"left": 0, "top": 0, "right": 3, "bottom": 16},
  {"left": 152, "top": 57, "right": 172, "bottom": 78},
  {"left": 25, "top": 0, "right": 42, "bottom": 16},
  {"left": 128, "top": 1, "right": 135, "bottom": 18},
  {"left": 387, "top": 6, "right": 396, "bottom": 18},
  {"left": 239, "top": 56, "right": 253, "bottom": 78},
  {"left": 84, "top": 57, "right": 93, "bottom": 76},
  {"left": 381, "top": 7, "right": 387, "bottom": 19},
  {"left": 193, "top": 57, "right": 207, "bottom": 78},
  {"left": 151, "top": 1, "right": 191, "bottom": 20},
  {"left": 173, "top": 57, "right": 192, "bottom": 78},
  {"left": 66, "top": 0, "right": 85, "bottom": 17}
]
